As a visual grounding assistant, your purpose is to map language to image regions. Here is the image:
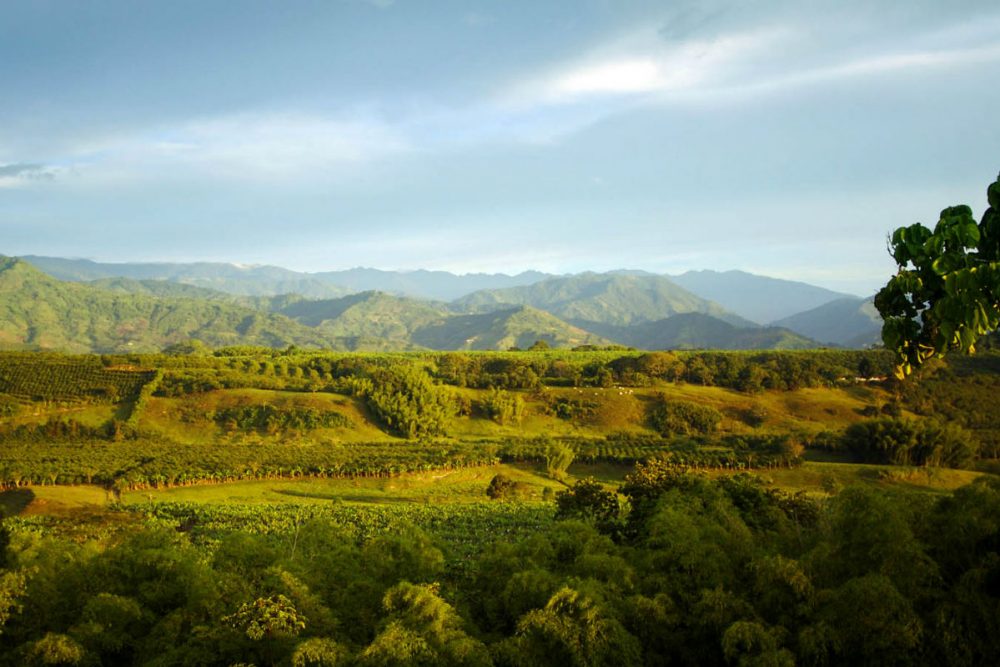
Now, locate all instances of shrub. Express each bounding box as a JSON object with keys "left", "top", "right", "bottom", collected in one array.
[{"left": 648, "top": 397, "right": 722, "bottom": 437}]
